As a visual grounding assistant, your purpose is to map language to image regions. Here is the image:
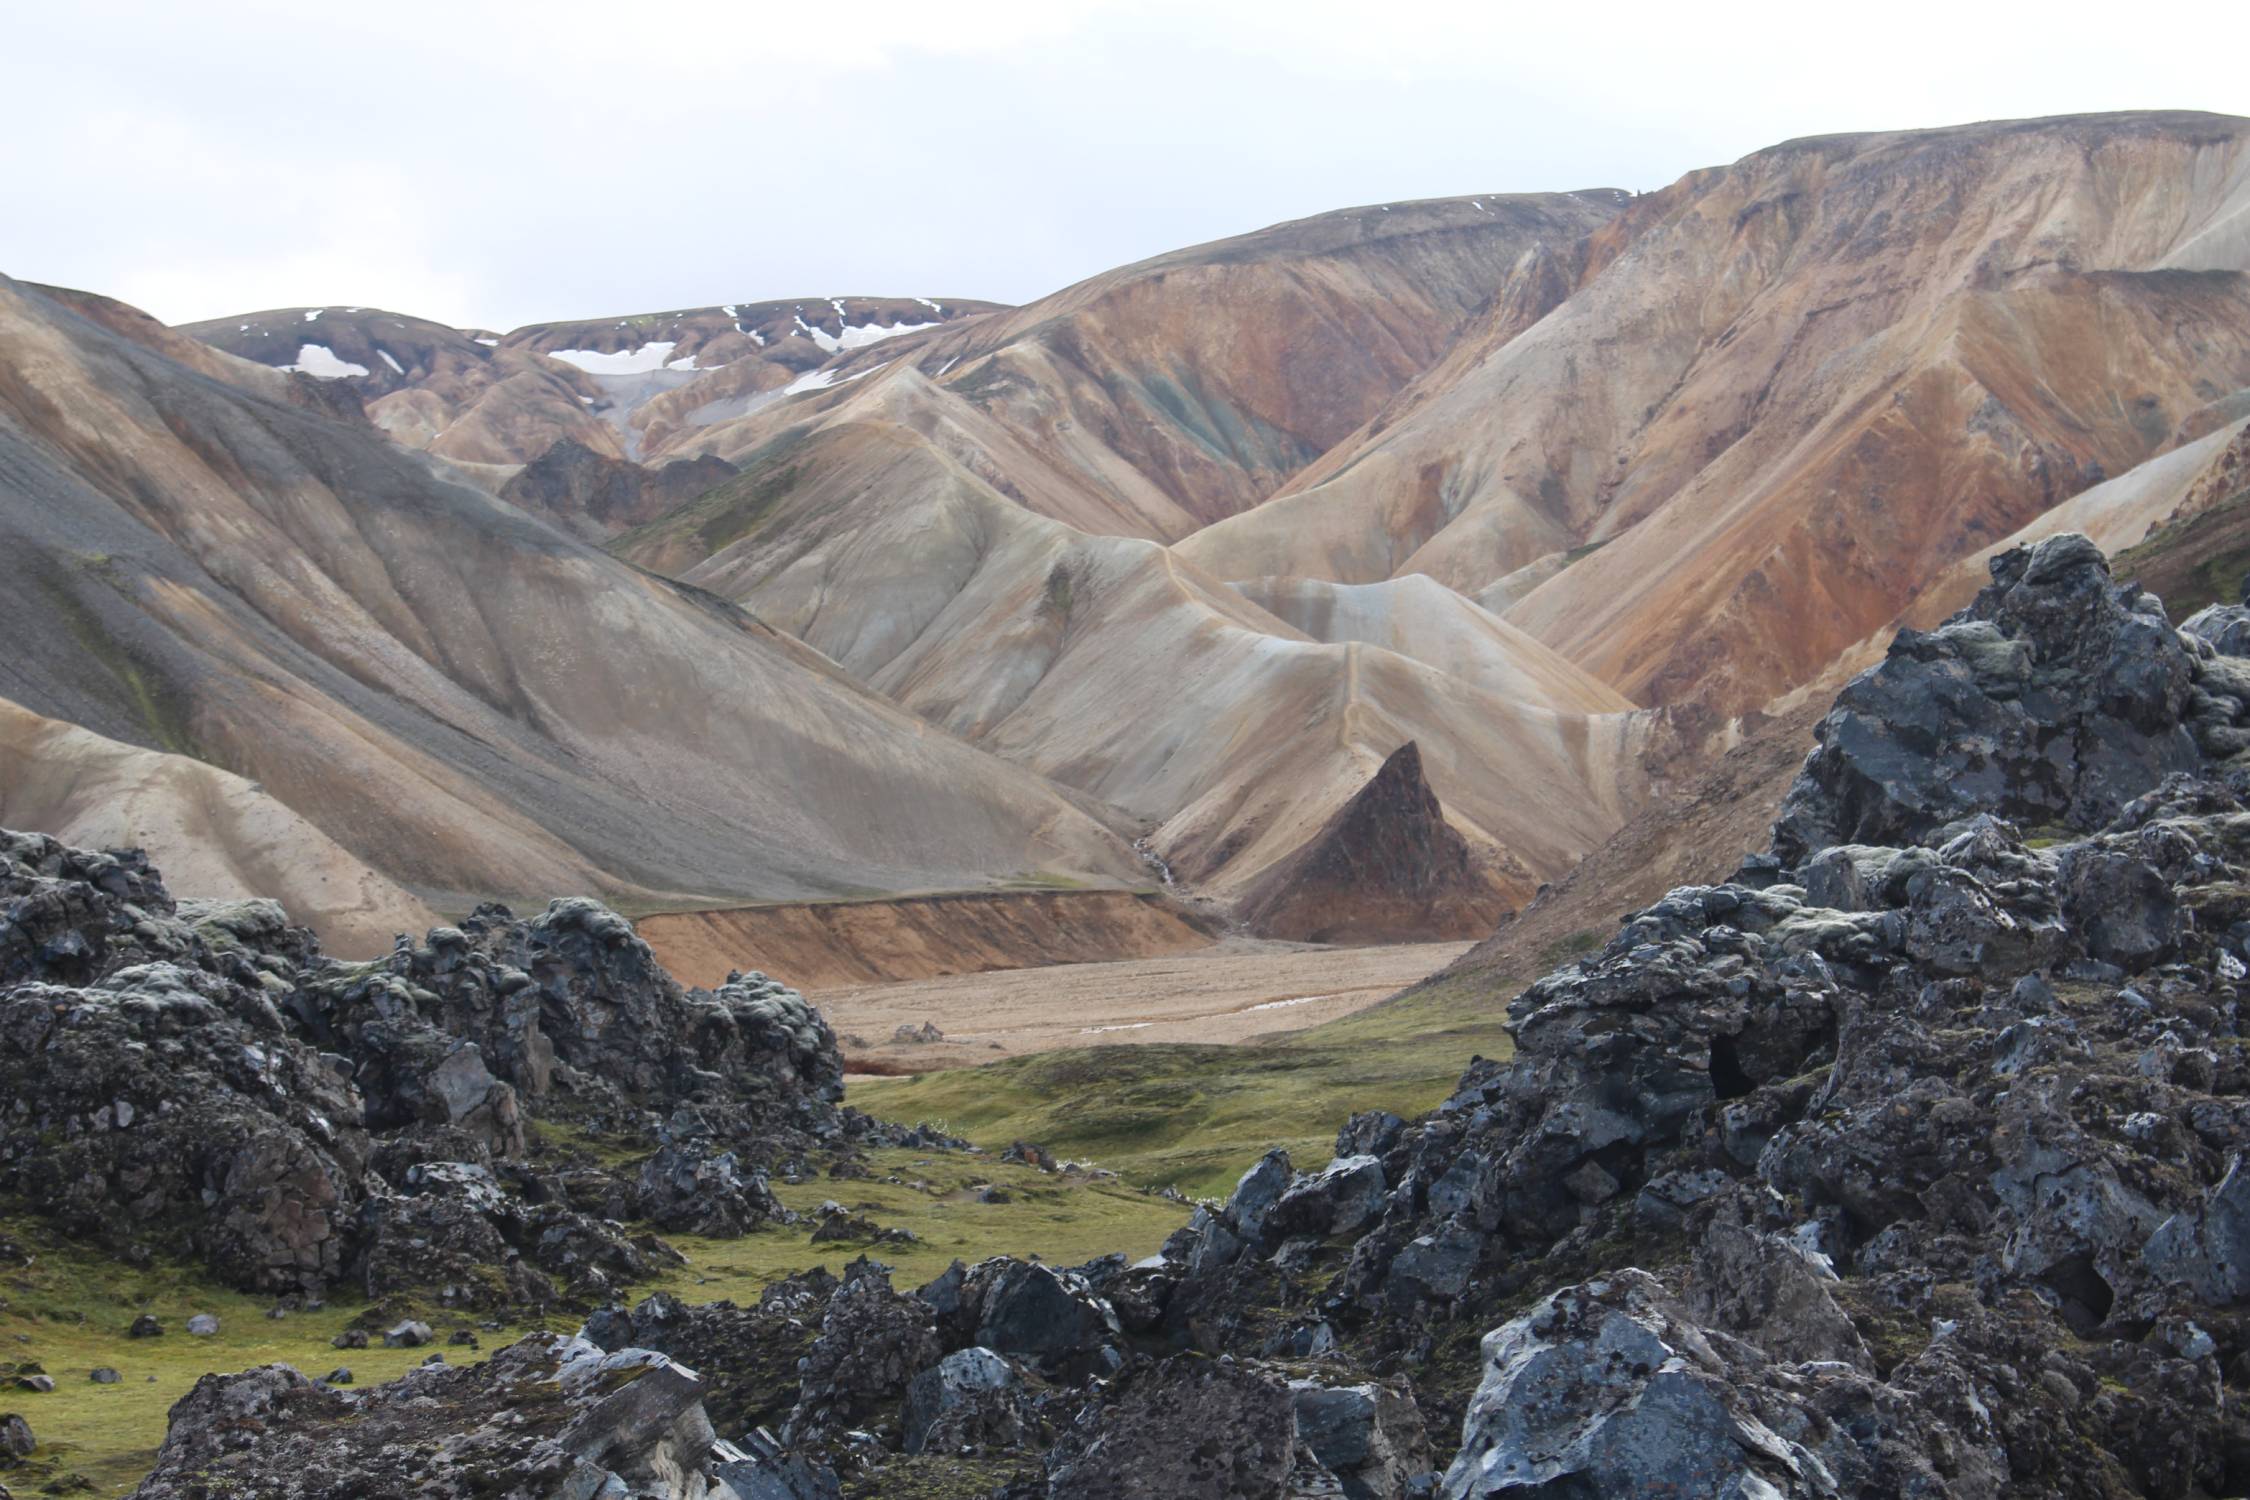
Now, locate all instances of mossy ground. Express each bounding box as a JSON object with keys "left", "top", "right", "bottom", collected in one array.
[
  {"left": 2, "top": 960, "right": 1512, "bottom": 1492},
  {"left": 0, "top": 1150, "right": 1183, "bottom": 1495},
  {"left": 0, "top": 1215, "right": 526, "bottom": 1496},
  {"left": 648, "top": 1149, "right": 1188, "bottom": 1301},
  {"left": 851, "top": 965, "right": 1520, "bottom": 1197}
]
